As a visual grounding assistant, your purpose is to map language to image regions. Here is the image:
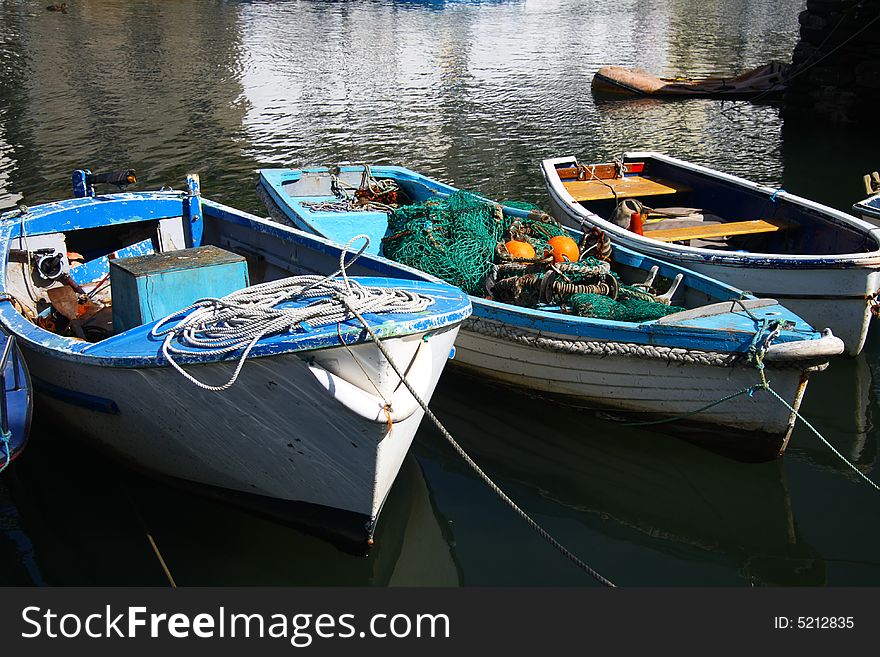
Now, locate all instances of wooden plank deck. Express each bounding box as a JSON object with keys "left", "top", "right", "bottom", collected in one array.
[
  {"left": 562, "top": 175, "right": 691, "bottom": 202},
  {"left": 646, "top": 218, "right": 792, "bottom": 243}
]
